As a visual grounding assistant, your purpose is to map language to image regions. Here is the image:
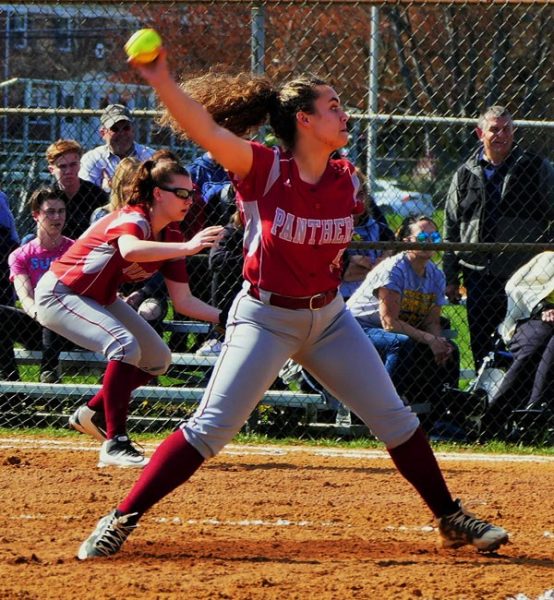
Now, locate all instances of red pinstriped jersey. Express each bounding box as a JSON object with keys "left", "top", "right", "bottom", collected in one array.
[
  {"left": 233, "top": 142, "right": 361, "bottom": 297},
  {"left": 50, "top": 205, "right": 188, "bottom": 305}
]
